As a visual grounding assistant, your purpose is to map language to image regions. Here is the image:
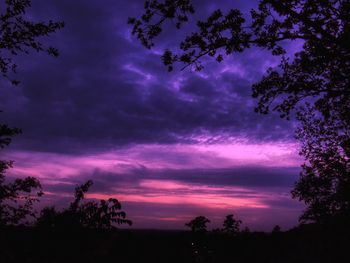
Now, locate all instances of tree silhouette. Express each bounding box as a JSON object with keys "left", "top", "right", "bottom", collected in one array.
[
  {"left": 130, "top": 0, "right": 350, "bottom": 223},
  {"left": 185, "top": 216, "right": 210, "bottom": 233},
  {"left": 37, "top": 180, "right": 132, "bottom": 229},
  {"left": 0, "top": 1, "right": 63, "bottom": 225},
  {"left": 0, "top": 124, "right": 42, "bottom": 226},
  {"left": 222, "top": 214, "right": 242, "bottom": 235},
  {"left": 291, "top": 104, "right": 350, "bottom": 223},
  {"left": 0, "top": 0, "right": 64, "bottom": 85}
]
